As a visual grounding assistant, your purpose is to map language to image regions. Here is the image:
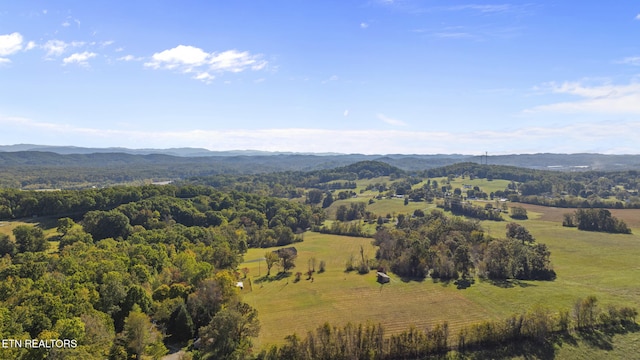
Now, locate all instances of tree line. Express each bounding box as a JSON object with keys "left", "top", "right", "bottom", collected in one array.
[{"left": 255, "top": 296, "right": 637, "bottom": 360}]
